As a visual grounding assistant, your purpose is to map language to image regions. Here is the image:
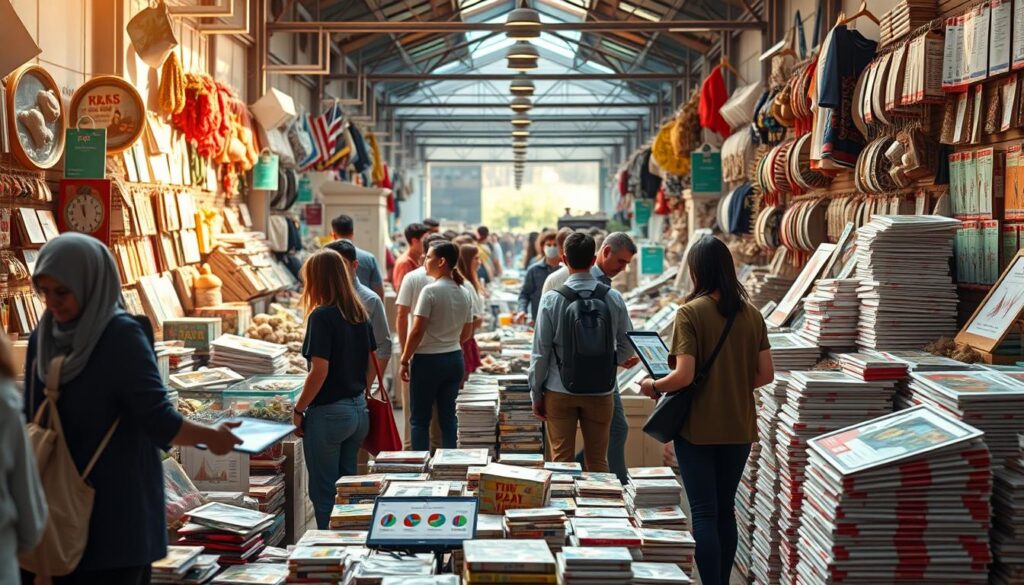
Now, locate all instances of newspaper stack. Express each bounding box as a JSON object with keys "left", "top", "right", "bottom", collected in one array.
[
  {"left": 798, "top": 279, "right": 860, "bottom": 348},
  {"left": 854, "top": 215, "right": 959, "bottom": 349},
  {"left": 498, "top": 378, "right": 543, "bottom": 454},
  {"left": 345, "top": 555, "right": 434, "bottom": 584},
  {"left": 335, "top": 475, "right": 384, "bottom": 505},
  {"left": 287, "top": 546, "right": 347, "bottom": 584},
  {"left": 457, "top": 382, "right": 500, "bottom": 453},
  {"left": 838, "top": 351, "right": 909, "bottom": 381},
  {"left": 177, "top": 503, "right": 274, "bottom": 565},
  {"left": 430, "top": 448, "right": 491, "bottom": 481},
  {"left": 557, "top": 547, "right": 633, "bottom": 584},
  {"left": 796, "top": 405, "right": 991, "bottom": 584},
  {"left": 992, "top": 435, "right": 1024, "bottom": 584},
  {"left": 463, "top": 539, "right": 557, "bottom": 584},
  {"left": 630, "top": 562, "right": 693, "bottom": 584},
  {"left": 368, "top": 451, "right": 431, "bottom": 474},
  {"left": 505, "top": 507, "right": 568, "bottom": 551},
  {"left": 626, "top": 477, "right": 683, "bottom": 508},
  {"left": 209, "top": 334, "right": 289, "bottom": 375},
  {"left": 499, "top": 453, "right": 545, "bottom": 467},
  {"left": 633, "top": 506, "right": 688, "bottom": 531},
  {"left": 750, "top": 376, "right": 789, "bottom": 585},
  {"left": 776, "top": 371, "right": 896, "bottom": 584},
  {"left": 639, "top": 529, "right": 696, "bottom": 574},
  {"left": 151, "top": 546, "right": 204, "bottom": 584},
  {"left": 903, "top": 371, "right": 1024, "bottom": 470},
  {"left": 768, "top": 332, "right": 821, "bottom": 372},
  {"left": 328, "top": 503, "right": 374, "bottom": 530},
  {"left": 212, "top": 564, "right": 289, "bottom": 584}
]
